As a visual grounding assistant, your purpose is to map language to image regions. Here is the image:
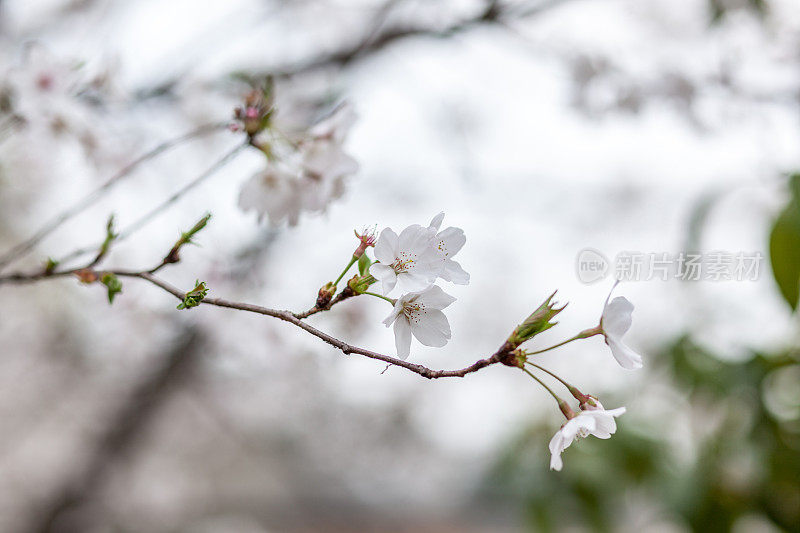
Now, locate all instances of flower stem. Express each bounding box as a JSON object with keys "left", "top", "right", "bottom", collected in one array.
[
  {"left": 363, "top": 291, "right": 396, "bottom": 305},
  {"left": 526, "top": 362, "right": 586, "bottom": 402},
  {"left": 524, "top": 327, "right": 602, "bottom": 355},
  {"left": 522, "top": 368, "right": 561, "bottom": 404},
  {"left": 333, "top": 256, "right": 358, "bottom": 286}
]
